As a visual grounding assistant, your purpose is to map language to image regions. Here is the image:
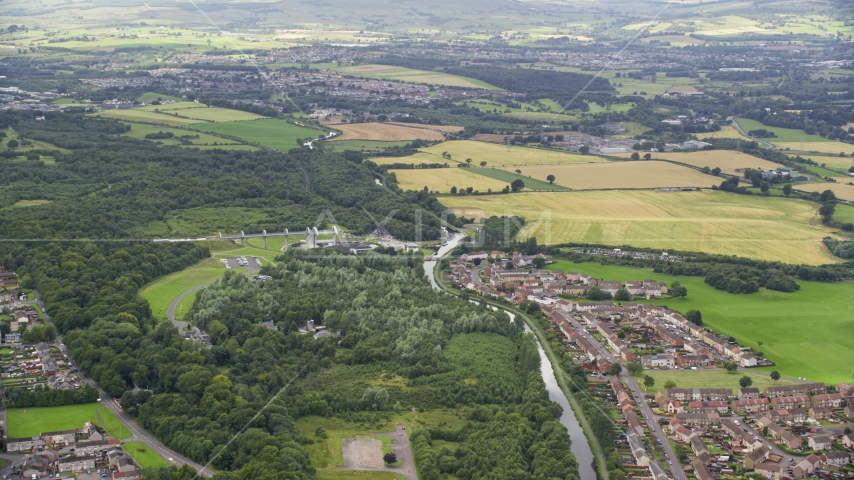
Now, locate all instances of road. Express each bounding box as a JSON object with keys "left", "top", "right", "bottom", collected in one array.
[
  {"left": 622, "top": 373, "right": 687, "bottom": 480},
  {"left": 731, "top": 119, "right": 775, "bottom": 149},
  {"left": 741, "top": 419, "right": 804, "bottom": 469},
  {"left": 167, "top": 281, "right": 216, "bottom": 335},
  {"left": 26, "top": 290, "right": 214, "bottom": 477}
]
